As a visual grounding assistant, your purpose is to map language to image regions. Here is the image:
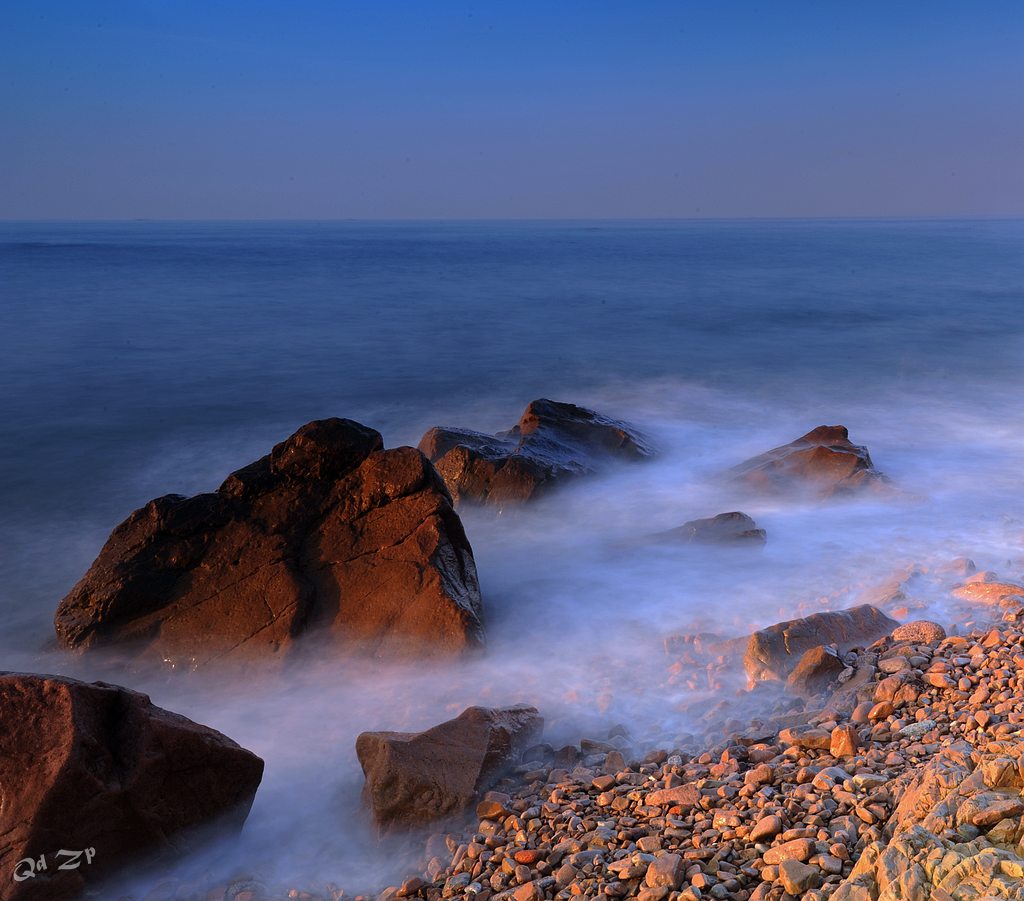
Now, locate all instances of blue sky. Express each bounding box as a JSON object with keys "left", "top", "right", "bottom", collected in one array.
[{"left": 2, "top": 1, "right": 1022, "bottom": 218}]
